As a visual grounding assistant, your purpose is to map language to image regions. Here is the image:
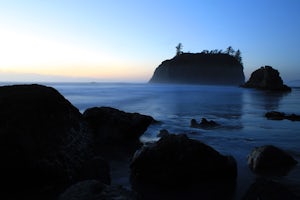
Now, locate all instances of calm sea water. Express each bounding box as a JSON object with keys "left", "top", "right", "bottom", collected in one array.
[{"left": 8, "top": 82, "right": 300, "bottom": 198}]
